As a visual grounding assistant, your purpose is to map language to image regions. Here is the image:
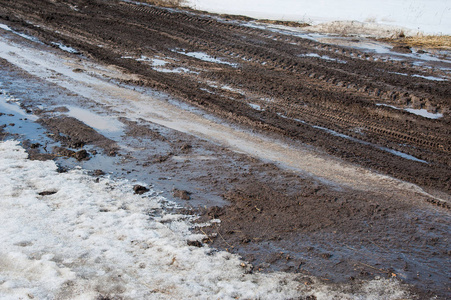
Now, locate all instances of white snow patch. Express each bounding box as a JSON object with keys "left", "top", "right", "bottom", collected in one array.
[
  {"left": 299, "top": 53, "right": 347, "bottom": 63},
  {"left": 411, "top": 74, "right": 447, "bottom": 82},
  {"left": 0, "top": 140, "right": 411, "bottom": 299},
  {"left": 51, "top": 42, "right": 79, "bottom": 54},
  {"left": 405, "top": 108, "right": 444, "bottom": 119},
  {"left": 187, "top": 0, "right": 451, "bottom": 35},
  {"left": 0, "top": 22, "right": 40, "bottom": 42},
  {"left": 249, "top": 103, "right": 263, "bottom": 111},
  {"left": 377, "top": 103, "right": 443, "bottom": 119},
  {"left": 181, "top": 51, "right": 238, "bottom": 67}
]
